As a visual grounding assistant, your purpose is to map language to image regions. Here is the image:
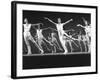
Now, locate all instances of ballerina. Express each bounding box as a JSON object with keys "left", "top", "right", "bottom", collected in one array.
[
  {"left": 48, "top": 32, "right": 63, "bottom": 53},
  {"left": 23, "top": 18, "right": 43, "bottom": 55},
  {"left": 66, "top": 32, "right": 79, "bottom": 52},
  {"left": 77, "top": 18, "right": 91, "bottom": 52},
  {"left": 35, "top": 24, "right": 53, "bottom": 54},
  {"left": 44, "top": 17, "right": 73, "bottom": 54}
]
